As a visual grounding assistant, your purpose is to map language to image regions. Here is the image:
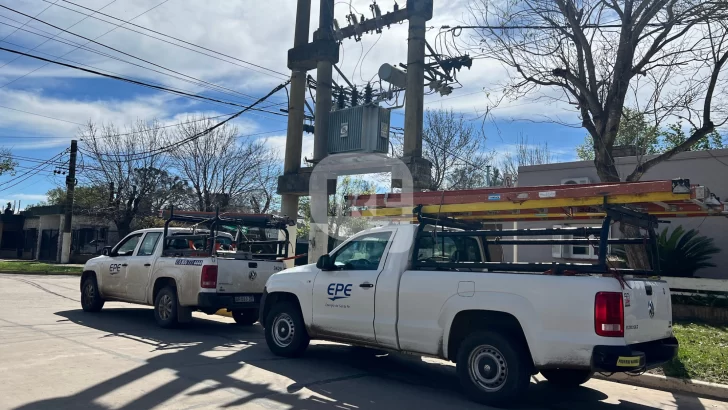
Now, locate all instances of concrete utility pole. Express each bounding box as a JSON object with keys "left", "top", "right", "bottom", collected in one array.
[
  {"left": 279, "top": 0, "right": 312, "bottom": 267},
  {"left": 60, "top": 139, "right": 77, "bottom": 264},
  {"left": 401, "top": 0, "right": 433, "bottom": 192},
  {"left": 308, "top": 0, "right": 336, "bottom": 263}
]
